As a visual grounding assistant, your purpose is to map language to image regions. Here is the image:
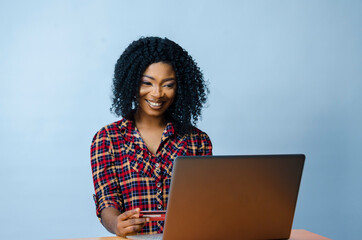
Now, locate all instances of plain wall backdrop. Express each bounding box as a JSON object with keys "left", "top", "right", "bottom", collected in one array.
[{"left": 1, "top": 0, "right": 361, "bottom": 239}]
